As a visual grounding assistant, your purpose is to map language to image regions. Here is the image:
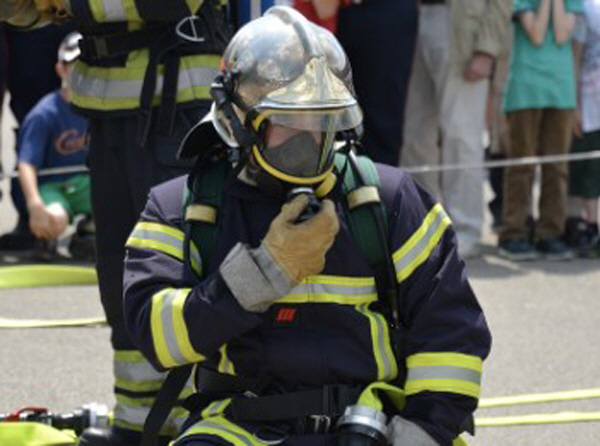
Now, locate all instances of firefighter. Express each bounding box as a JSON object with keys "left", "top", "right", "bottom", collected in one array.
[
  {"left": 123, "top": 7, "right": 491, "bottom": 446},
  {"left": 1, "top": 1, "right": 230, "bottom": 445}
]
